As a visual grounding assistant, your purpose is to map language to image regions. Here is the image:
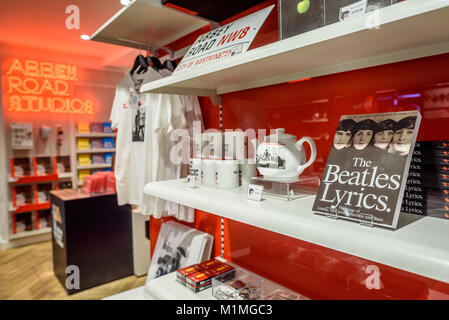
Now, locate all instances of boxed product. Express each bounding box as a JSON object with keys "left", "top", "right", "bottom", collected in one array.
[
  {"left": 102, "top": 122, "right": 113, "bottom": 133},
  {"left": 104, "top": 153, "right": 113, "bottom": 164},
  {"left": 37, "top": 183, "right": 52, "bottom": 203},
  {"left": 35, "top": 156, "right": 53, "bottom": 175},
  {"left": 212, "top": 267, "right": 263, "bottom": 300},
  {"left": 78, "top": 169, "right": 91, "bottom": 184},
  {"left": 176, "top": 259, "right": 223, "bottom": 286},
  {"left": 12, "top": 157, "right": 32, "bottom": 177},
  {"left": 186, "top": 263, "right": 235, "bottom": 293},
  {"left": 14, "top": 185, "right": 33, "bottom": 206},
  {"left": 90, "top": 138, "right": 103, "bottom": 149},
  {"left": 56, "top": 156, "right": 71, "bottom": 174},
  {"left": 102, "top": 138, "right": 115, "bottom": 149},
  {"left": 77, "top": 138, "right": 90, "bottom": 150},
  {"left": 90, "top": 122, "right": 103, "bottom": 133},
  {"left": 15, "top": 212, "right": 33, "bottom": 233},
  {"left": 38, "top": 210, "right": 51, "bottom": 228},
  {"left": 92, "top": 154, "right": 104, "bottom": 164},
  {"left": 78, "top": 154, "right": 91, "bottom": 166},
  {"left": 106, "top": 173, "right": 116, "bottom": 193},
  {"left": 77, "top": 122, "right": 90, "bottom": 133},
  {"left": 279, "top": 0, "right": 325, "bottom": 40}
]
